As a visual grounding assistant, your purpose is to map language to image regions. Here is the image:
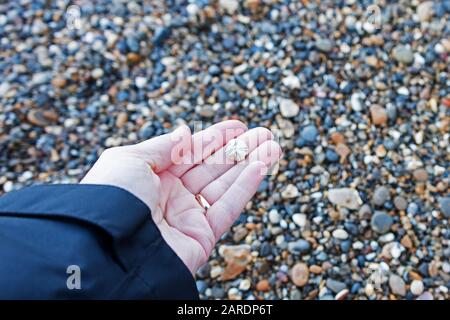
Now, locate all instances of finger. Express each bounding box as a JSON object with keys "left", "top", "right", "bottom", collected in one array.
[
  {"left": 132, "top": 125, "right": 191, "bottom": 173},
  {"left": 200, "top": 140, "right": 282, "bottom": 204},
  {"left": 158, "top": 172, "right": 216, "bottom": 259},
  {"left": 206, "top": 161, "right": 267, "bottom": 240},
  {"left": 181, "top": 127, "right": 273, "bottom": 194},
  {"left": 168, "top": 120, "right": 247, "bottom": 177}
]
